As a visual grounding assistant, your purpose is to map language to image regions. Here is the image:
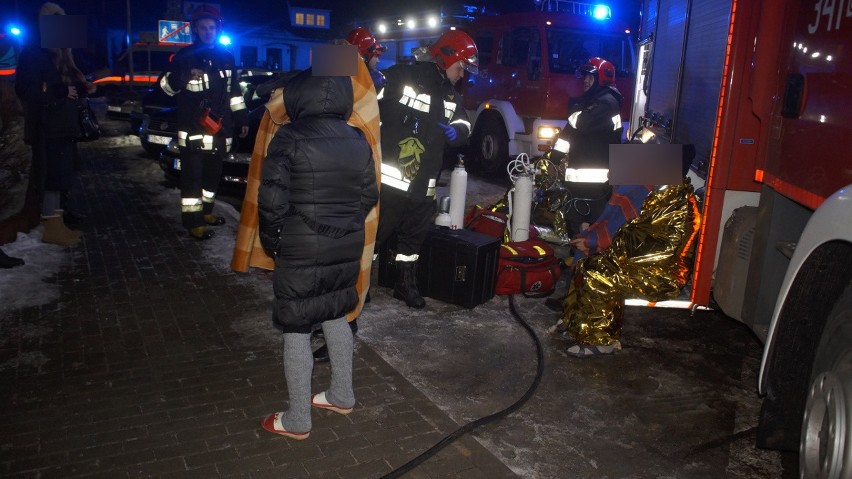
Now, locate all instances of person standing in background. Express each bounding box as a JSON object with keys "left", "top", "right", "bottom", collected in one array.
[
  {"left": 345, "top": 27, "right": 386, "bottom": 90},
  {"left": 159, "top": 4, "right": 248, "bottom": 240},
  {"left": 374, "top": 30, "right": 478, "bottom": 309},
  {"left": 15, "top": 2, "right": 95, "bottom": 246},
  {"left": 545, "top": 57, "right": 624, "bottom": 240}
]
